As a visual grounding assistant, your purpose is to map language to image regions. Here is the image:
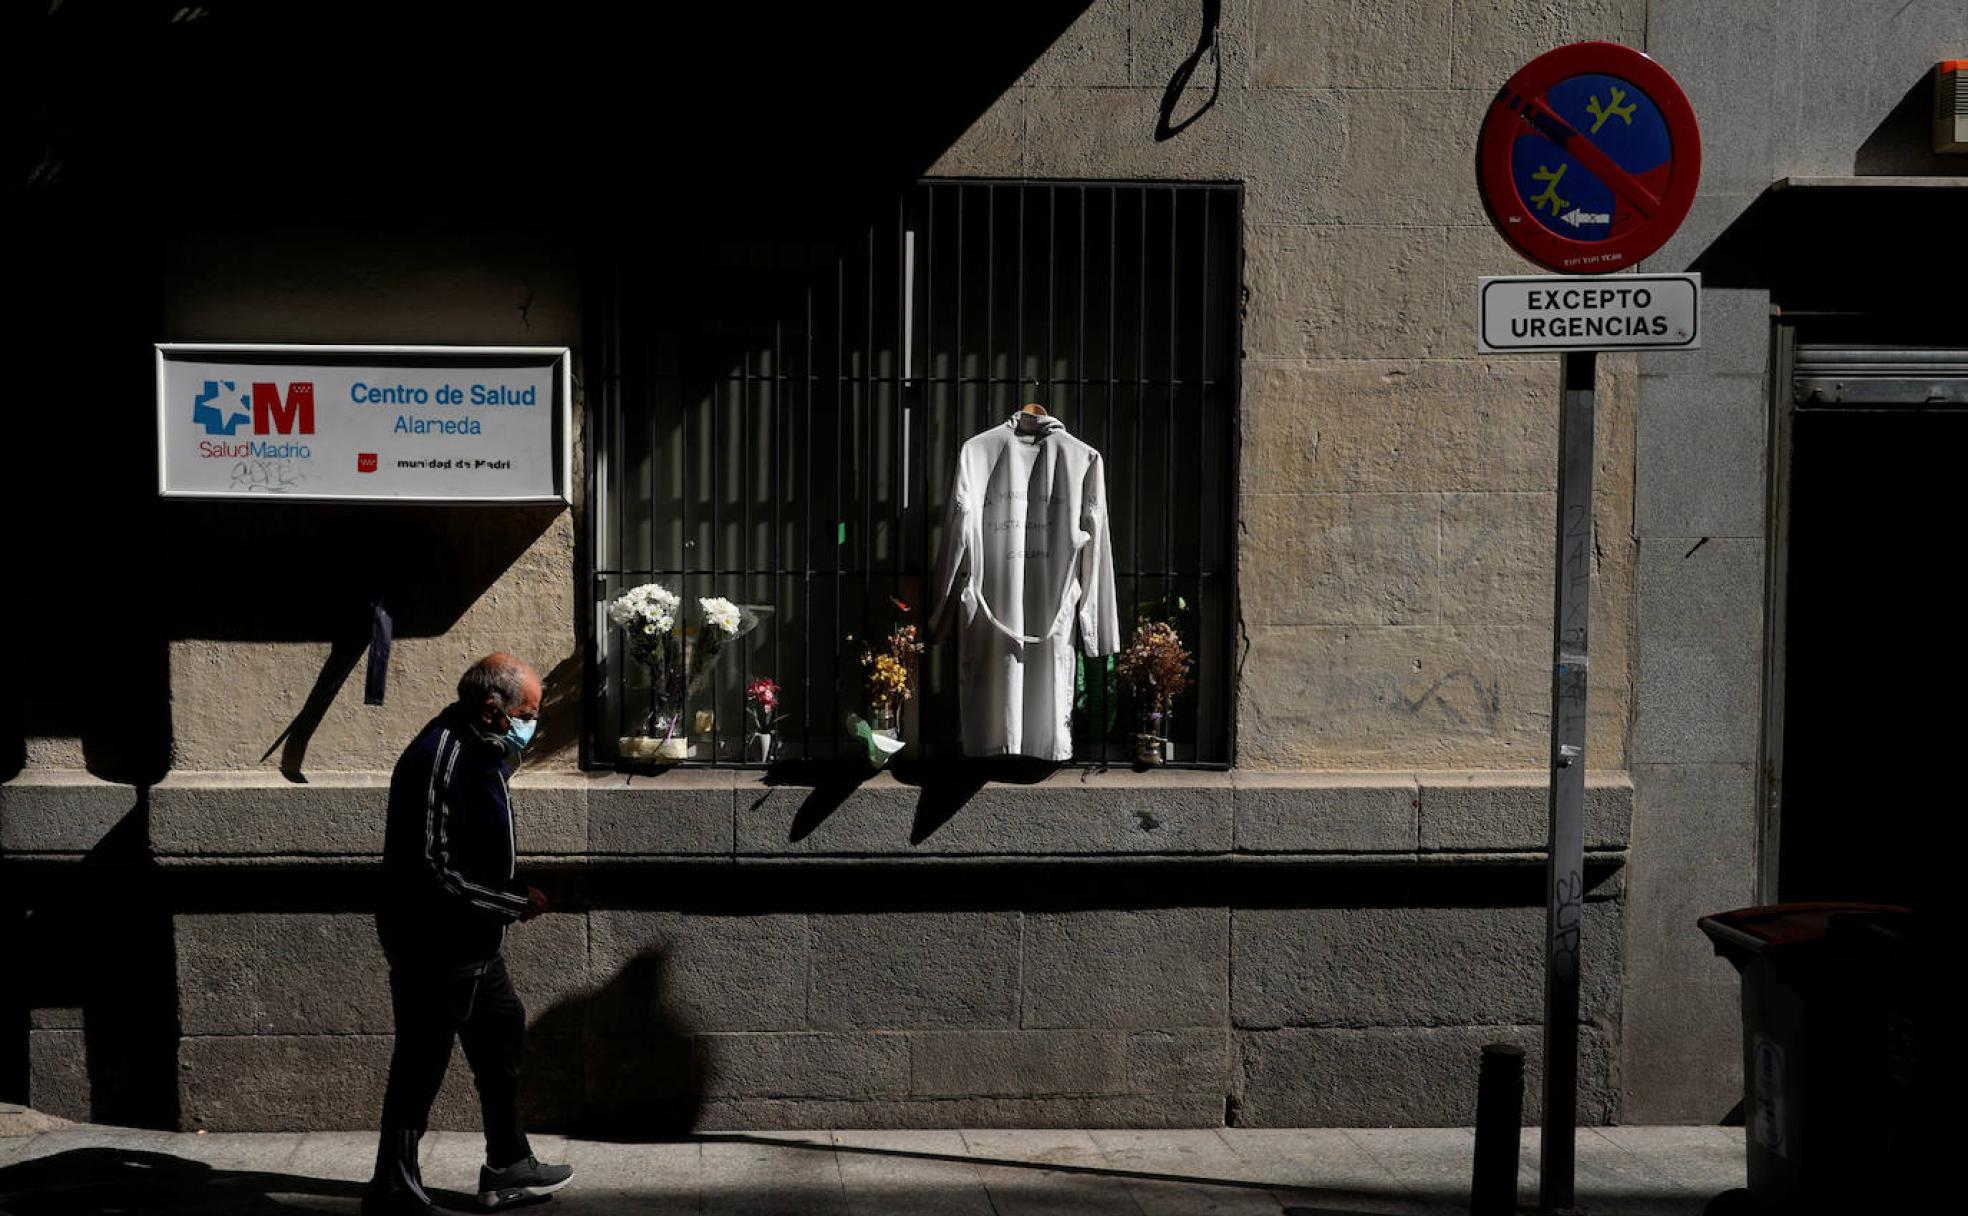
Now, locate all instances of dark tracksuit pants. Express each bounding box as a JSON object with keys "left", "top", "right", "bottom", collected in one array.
[{"left": 380, "top": 953, "right": 532, "bottom": 1168}]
